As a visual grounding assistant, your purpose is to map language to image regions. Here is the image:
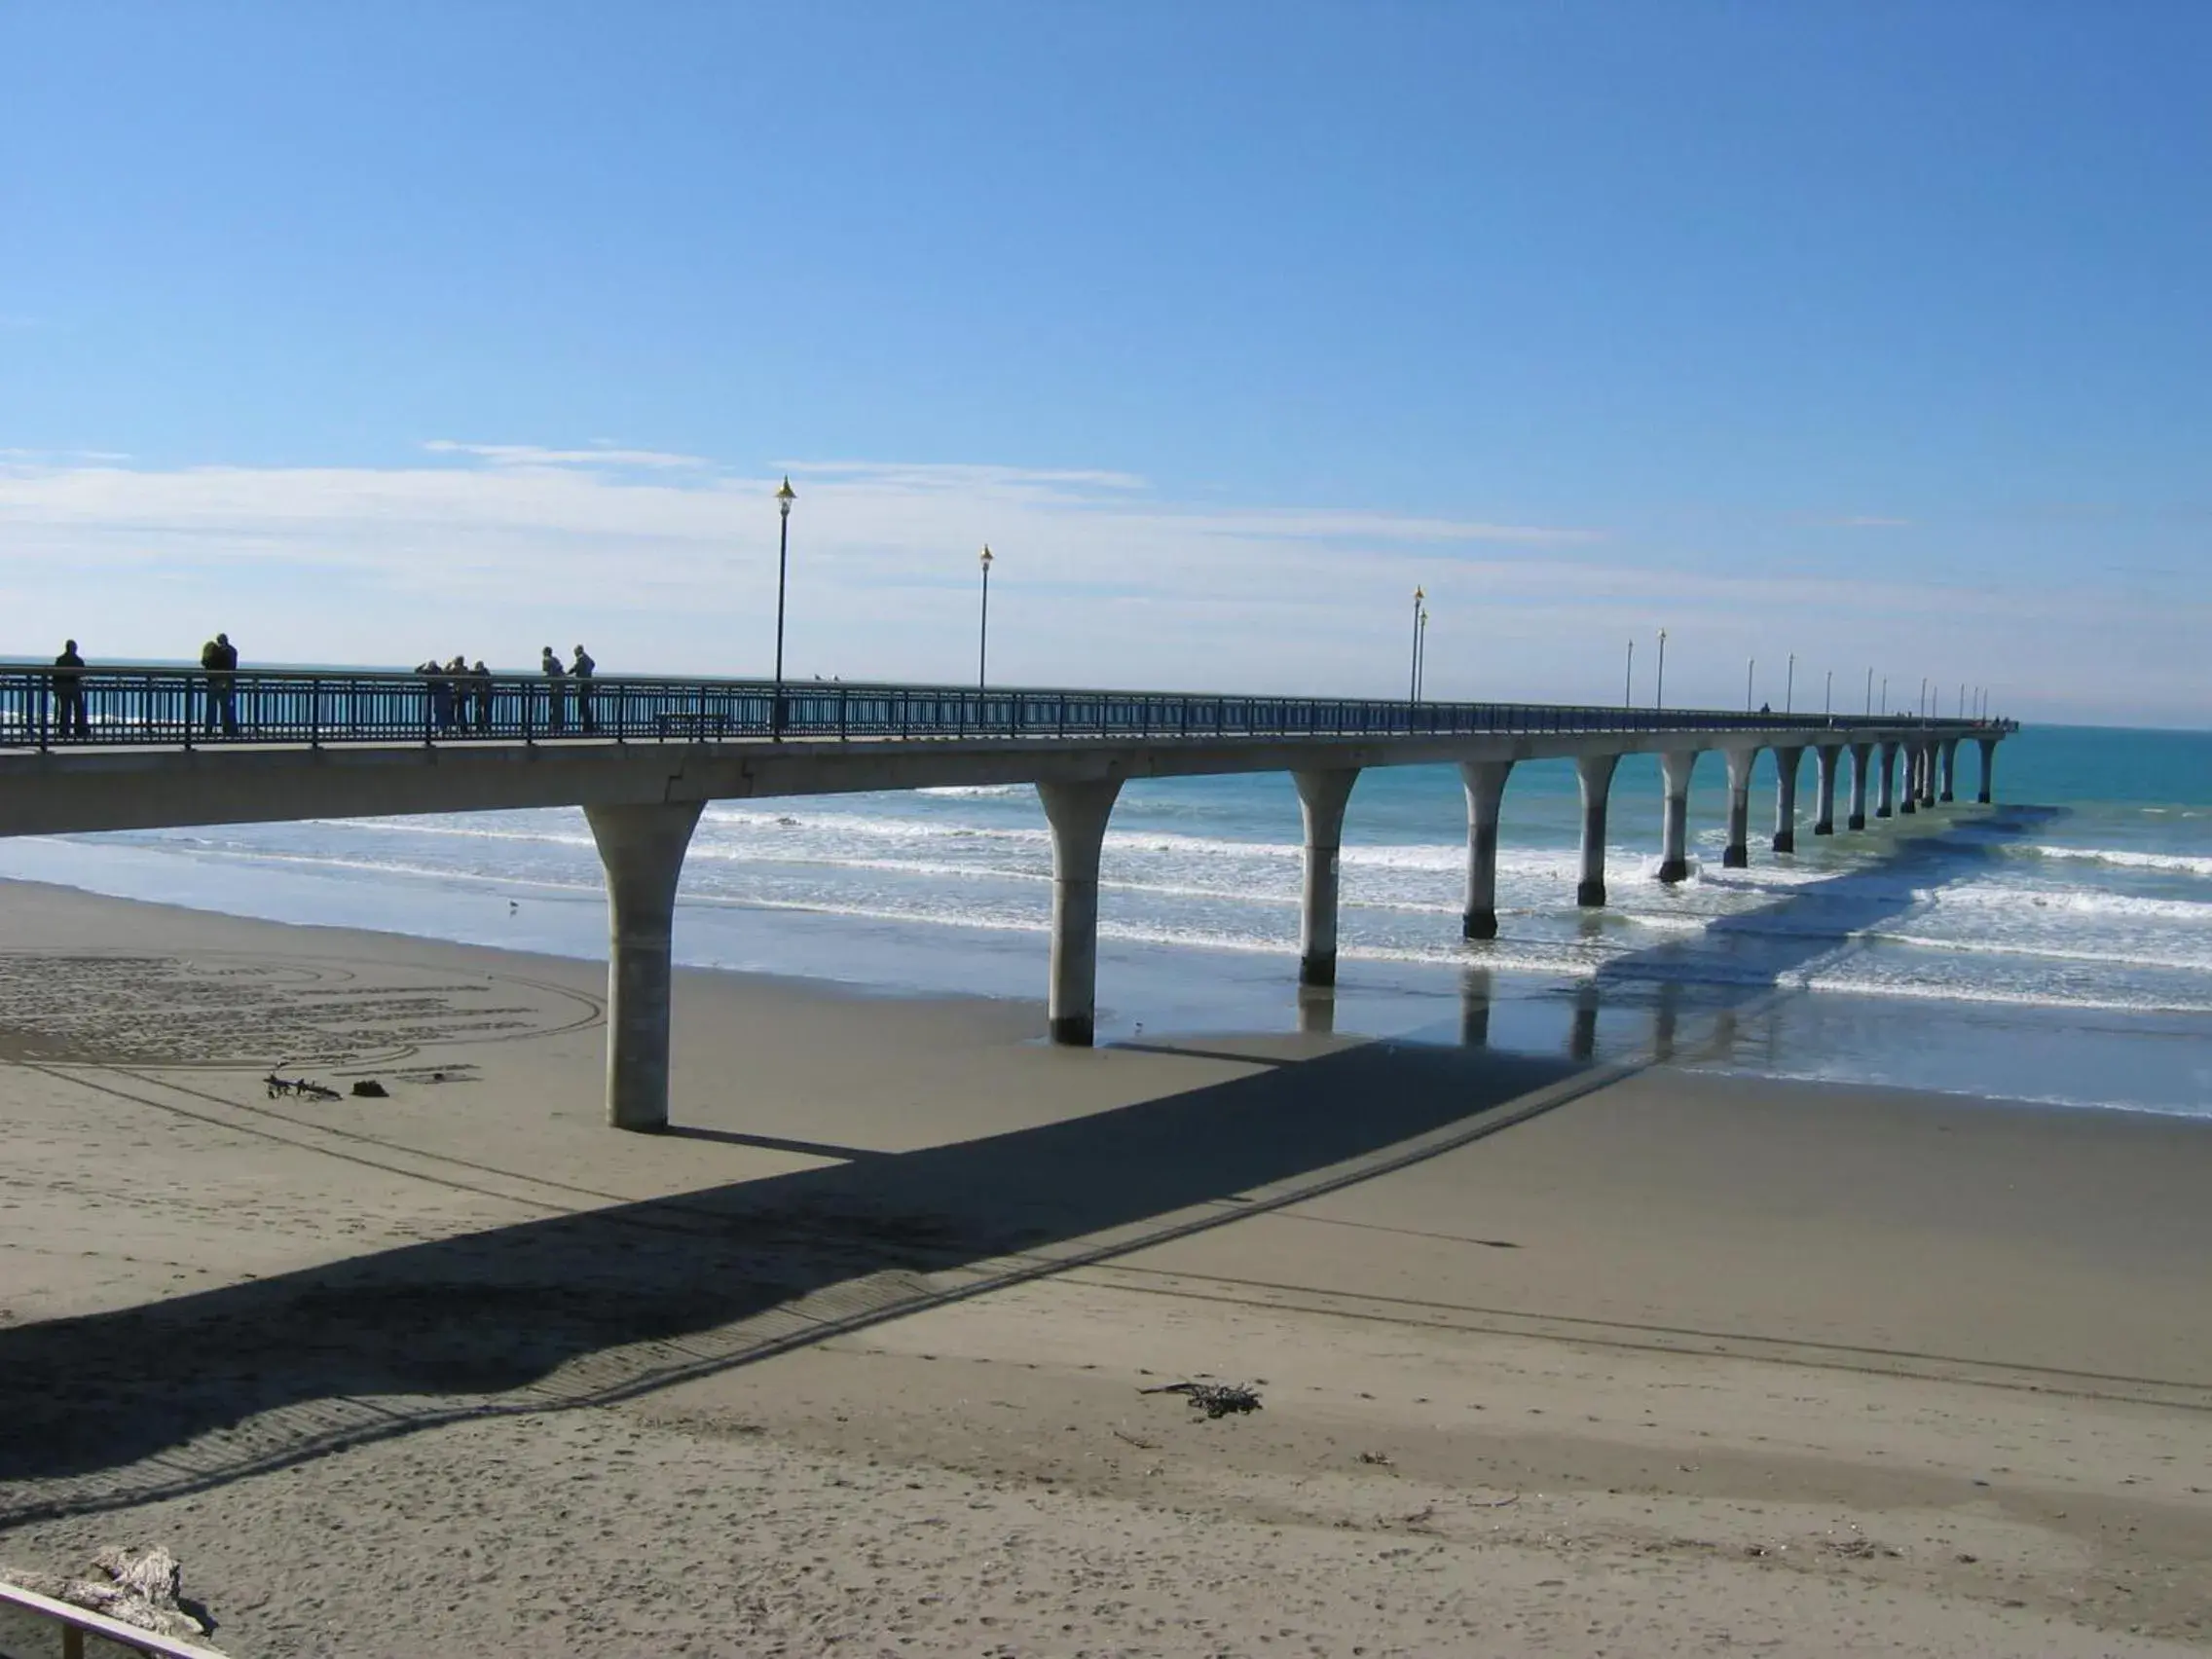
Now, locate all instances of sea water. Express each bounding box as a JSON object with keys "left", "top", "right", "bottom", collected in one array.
[{"left": 0, "top": 724, "right": 2205, "bottom": 1117}]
